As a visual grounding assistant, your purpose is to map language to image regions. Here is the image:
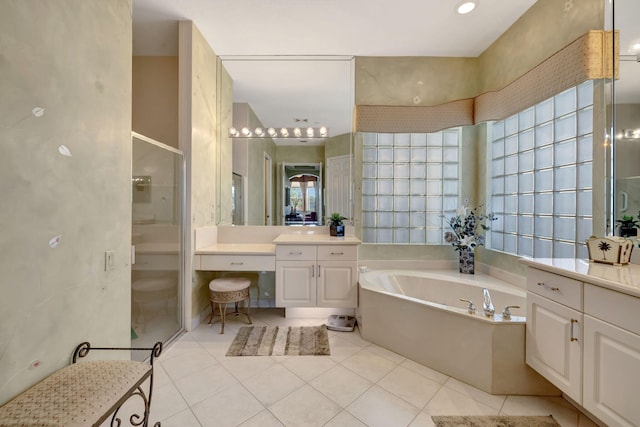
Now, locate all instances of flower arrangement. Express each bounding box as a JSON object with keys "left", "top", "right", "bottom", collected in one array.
[{"left": 444, "top": 203, "right": 497, "bottom": 252}]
